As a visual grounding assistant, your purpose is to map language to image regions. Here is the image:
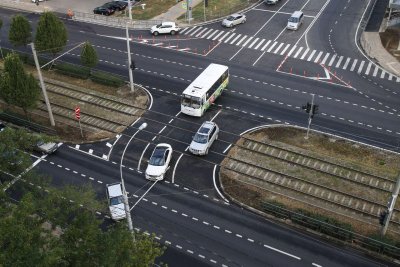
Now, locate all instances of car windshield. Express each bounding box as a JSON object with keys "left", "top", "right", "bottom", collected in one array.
[
  {"left": 149, "top": 147, "right": 166, "bottom": 166},
  {"left": 289, "top": 17, "right": 298, "bottom": 23},
  {"left": 193, "top": 133, "right": 208, "bottom": 144},
  {"left": 110, "top": 196, "right": 123, "bottom": 206},
  {"left": 156, "top": 24, "right": 162, "bottom": 28},
  {"left": 181, "top": 95, "right": 202, "bottom": 109},
  {"left": 227, "top": 16, "right": 236, "bottom": 21}
]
